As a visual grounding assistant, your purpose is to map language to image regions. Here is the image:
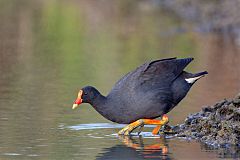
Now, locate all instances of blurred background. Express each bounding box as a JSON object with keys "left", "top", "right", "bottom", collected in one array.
[{"left": 0, "top": 0, "right": 239, "bottom": 159}]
